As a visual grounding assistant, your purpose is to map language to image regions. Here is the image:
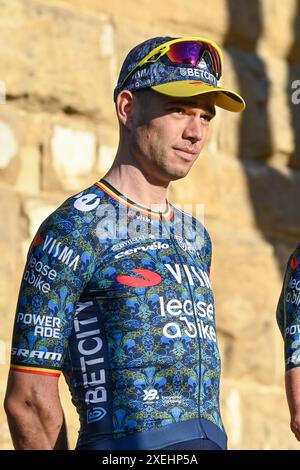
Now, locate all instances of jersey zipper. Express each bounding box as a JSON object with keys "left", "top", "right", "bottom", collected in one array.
[{"left": 160, "top": 213, "right": 206, "bottom": 438}]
